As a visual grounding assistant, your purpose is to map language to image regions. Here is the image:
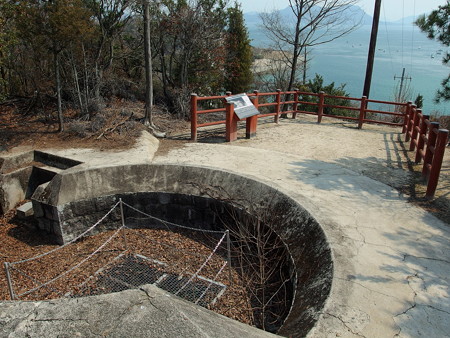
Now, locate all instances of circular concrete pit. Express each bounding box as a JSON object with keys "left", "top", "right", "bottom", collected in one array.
[{"left": 29, "top": 164, "right": 333, "bottom": 336}]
